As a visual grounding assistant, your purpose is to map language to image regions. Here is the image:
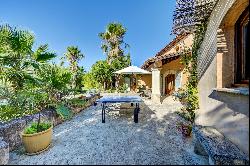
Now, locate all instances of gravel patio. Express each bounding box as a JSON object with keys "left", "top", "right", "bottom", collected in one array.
[{"left": 8, "top": 95, "right": 208, "bottom": 165}]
